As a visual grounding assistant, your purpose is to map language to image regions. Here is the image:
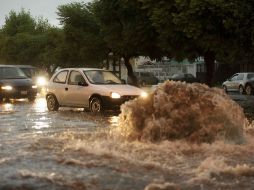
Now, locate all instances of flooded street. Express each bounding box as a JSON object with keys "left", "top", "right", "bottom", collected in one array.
[{"left": 0, "top": 92, "right": 254, "bottom": 190}]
